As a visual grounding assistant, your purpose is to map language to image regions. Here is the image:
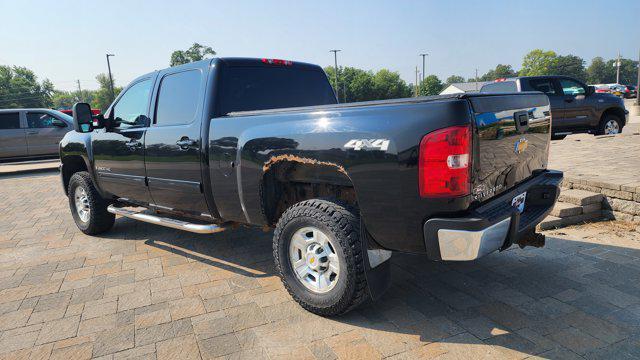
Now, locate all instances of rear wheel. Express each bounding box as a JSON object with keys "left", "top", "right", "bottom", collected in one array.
[
  {"left": 68, "top": 172, "right": 115, "bottom": 235},
  {"left": 273, "top": 199, "right": 369, "bottom": 316},
  {"left": 597, "top": 115, "right": 623, "bottom": 135}
]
